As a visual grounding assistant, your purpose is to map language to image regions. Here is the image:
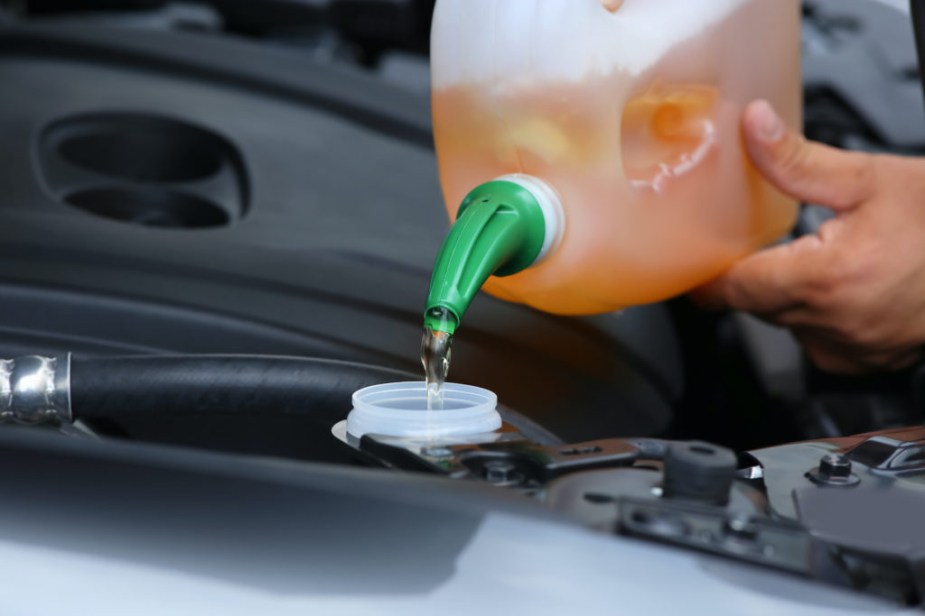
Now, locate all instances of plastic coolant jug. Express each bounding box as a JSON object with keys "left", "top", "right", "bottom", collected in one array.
[{"left": 425, "top": 0, "right": 802, "bottom": 330}]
